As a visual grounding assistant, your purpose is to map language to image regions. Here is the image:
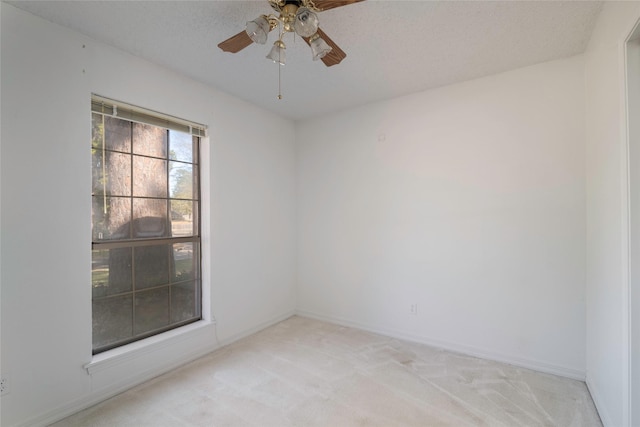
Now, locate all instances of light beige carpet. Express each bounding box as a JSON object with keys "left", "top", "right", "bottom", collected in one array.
[{"left": 52, "top": 316, "right": 602, "bottom": 426}]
